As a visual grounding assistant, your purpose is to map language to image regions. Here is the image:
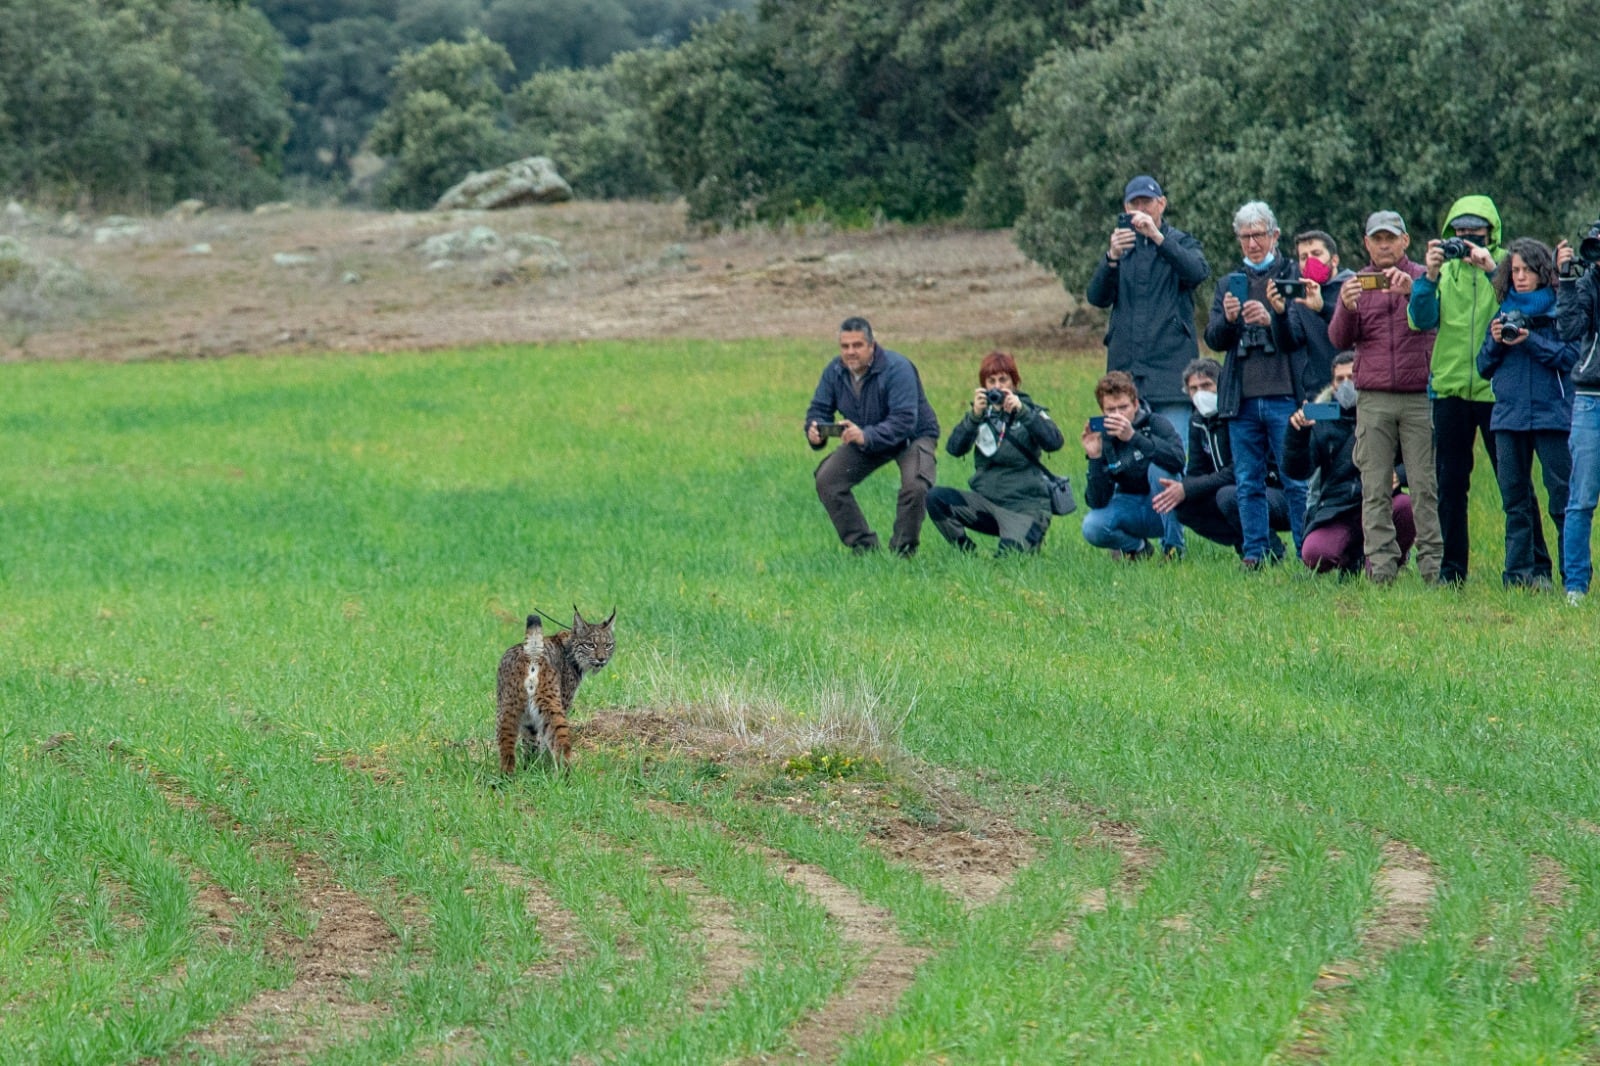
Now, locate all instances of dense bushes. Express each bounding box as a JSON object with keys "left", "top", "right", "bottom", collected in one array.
[
  {"left": 1013, "top": 0, "right": 1600, "bottom": 289},
  {"left": 0, "top": 0, "right": 289, "bottom": 208}
]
